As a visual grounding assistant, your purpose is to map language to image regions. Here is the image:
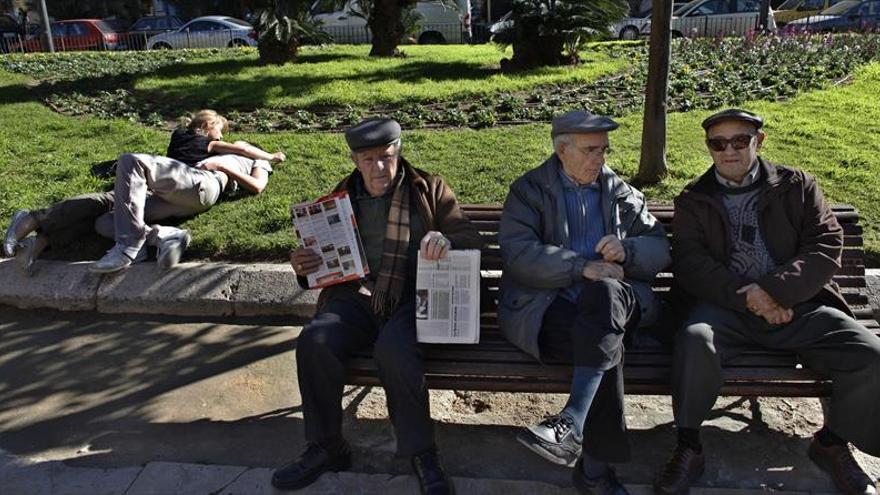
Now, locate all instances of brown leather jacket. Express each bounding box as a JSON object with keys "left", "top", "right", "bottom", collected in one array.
[{"left": 671, "top": 157, "right": 851, "bottom": 316}]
